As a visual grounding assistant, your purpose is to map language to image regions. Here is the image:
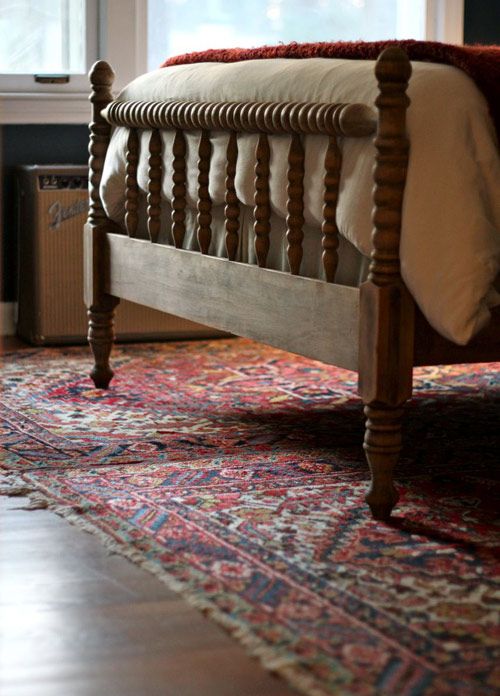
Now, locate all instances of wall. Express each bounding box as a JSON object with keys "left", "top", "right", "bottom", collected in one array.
[
  {"left": 1, "top": 125, "right": 88, "bottom": 303},
  {"left": 463, "top": 0, "right": 500, "bottom": 44}
]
